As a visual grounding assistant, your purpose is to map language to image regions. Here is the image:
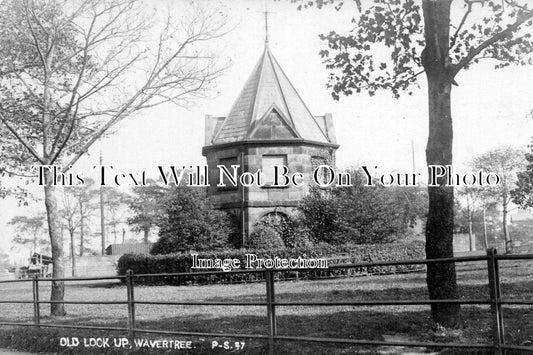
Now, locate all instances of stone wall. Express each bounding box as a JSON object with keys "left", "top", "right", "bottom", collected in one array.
[{"left": 203, "top": 141, "right": 336, "bottom": 244}]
